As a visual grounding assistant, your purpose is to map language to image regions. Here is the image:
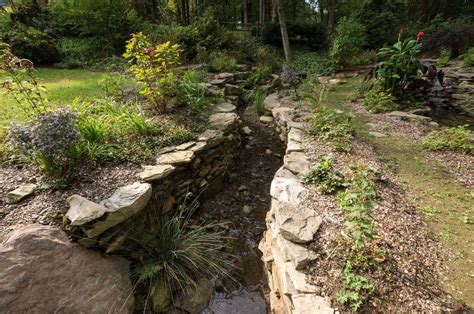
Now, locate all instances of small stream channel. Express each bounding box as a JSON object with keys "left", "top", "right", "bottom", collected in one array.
[{"left": 199, "top": 103, "right": 285, "bottom": 313}]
